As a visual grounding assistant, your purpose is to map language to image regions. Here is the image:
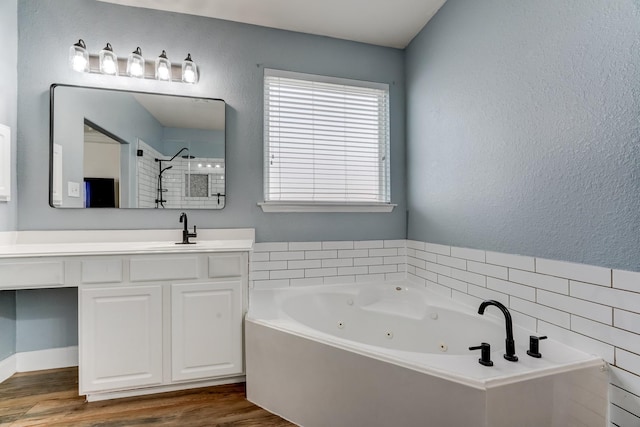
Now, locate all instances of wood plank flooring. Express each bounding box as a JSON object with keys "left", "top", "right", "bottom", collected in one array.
[{"left": 0, "top": 368, "right": 295, "bottom": 427}]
